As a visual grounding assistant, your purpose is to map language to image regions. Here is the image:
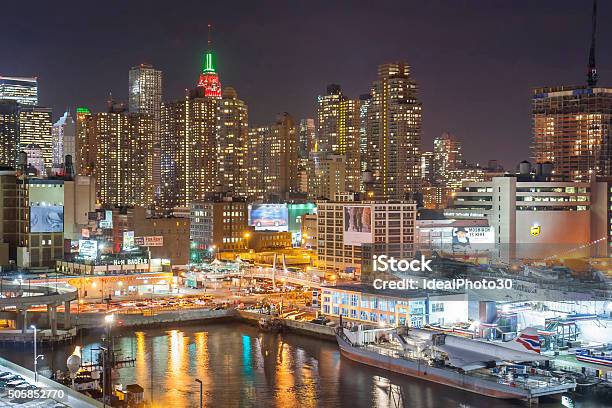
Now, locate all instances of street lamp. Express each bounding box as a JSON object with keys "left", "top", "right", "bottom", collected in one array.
[
  {"left": 195, "top": 378, "right": 203, "bottom": 408},
  {"left": 30, "top": 325, "right": 44, "bottom": 383}
]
